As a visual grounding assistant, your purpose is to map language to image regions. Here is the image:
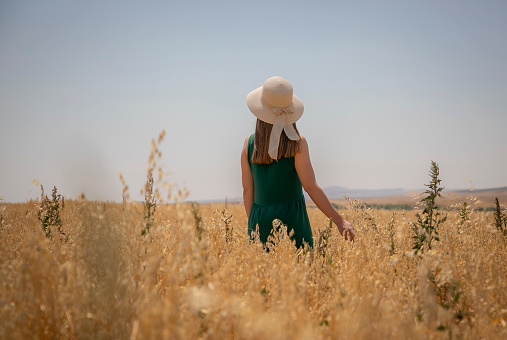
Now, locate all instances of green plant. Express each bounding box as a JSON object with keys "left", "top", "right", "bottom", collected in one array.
[
  {"left": 412, "top": 161, "right": 447, "bottom": 254},
  {"left": 37, "top": 185, "right": 67, "bottom": 241},
  {"left": 455, "top": 201, "right": 471, "bottom": 235},
  {"left": 494, "top": 197, "right": 507, "bottom": 236},
  {"left": 142, "top": 174, "right": 156, "bottom": 236},
  {"left": 388, "top": 213, "right": 396, "bottom": 256},
  {"left": 427, "top": 269, "right": 471, "bottom": 335},
  {"left": 218, "top": 209, "right": 233, "bottom": 244},
  {"left": 316, "top": 219, "right": 333, "bottom": 258},
  {"left": 139, "top": 130, "right": 166, "bottom": 236},
  {"left": 191, "top": 202, "right": 204, "bottom": 240},
  {"left": 459, "top": 201, "right": 470, "bottom": 224}
]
